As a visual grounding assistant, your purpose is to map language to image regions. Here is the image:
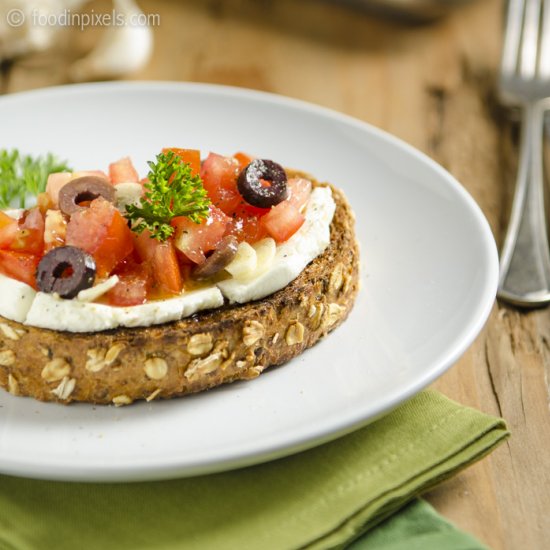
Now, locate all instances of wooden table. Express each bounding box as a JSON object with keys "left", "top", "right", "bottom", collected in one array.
[{"left": 1, "top": 1, "right": 549, "bottom": 548}]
